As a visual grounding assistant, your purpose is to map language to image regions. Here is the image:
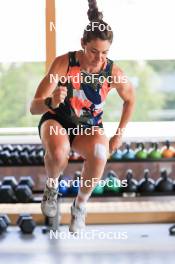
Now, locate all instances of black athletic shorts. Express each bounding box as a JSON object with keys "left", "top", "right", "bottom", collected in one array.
[{"left": 38, "top": 111, "right": 103, "bottom": 146}]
